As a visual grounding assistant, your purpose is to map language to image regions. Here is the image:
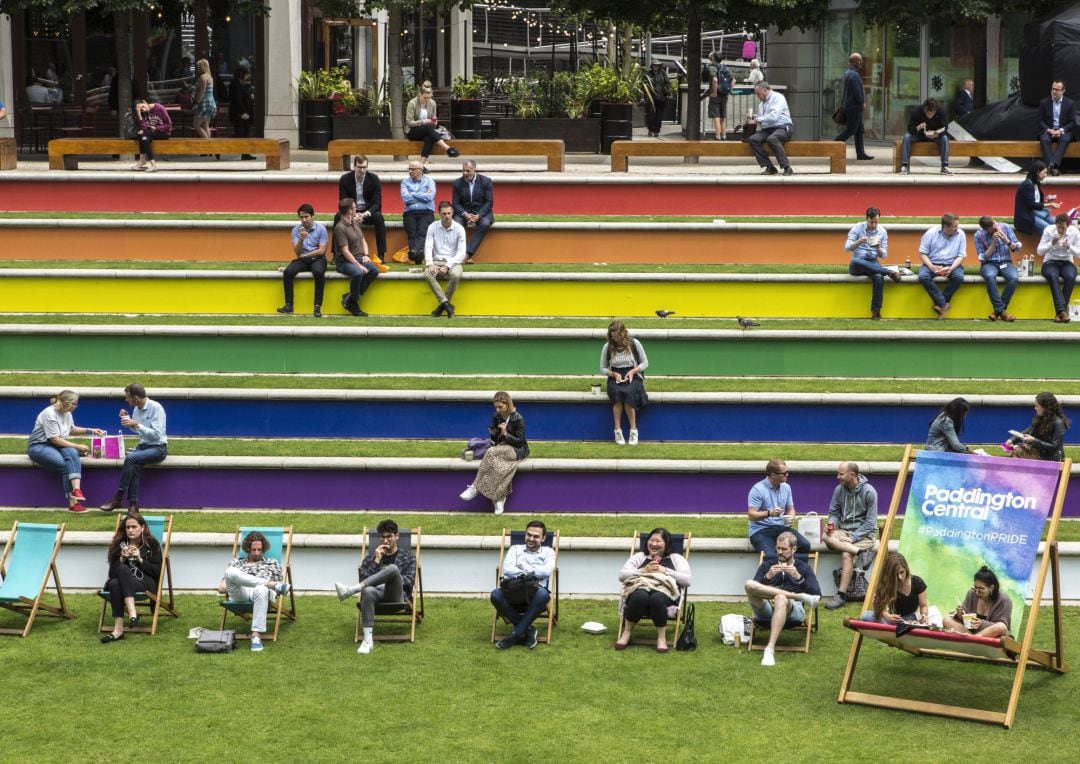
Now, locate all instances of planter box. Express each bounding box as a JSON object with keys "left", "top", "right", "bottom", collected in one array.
[
  {"left": 496, "top": 118, "right": 600, "bottom": 153},
  {"left": 299, "top": 99, "right": 333, "bottom": 150},
  {"left": 332, "top": 115, "right": 392, "bottom": 139},
  {"left": 450, "top": 98, "right": 483, "bottom": 140}
]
